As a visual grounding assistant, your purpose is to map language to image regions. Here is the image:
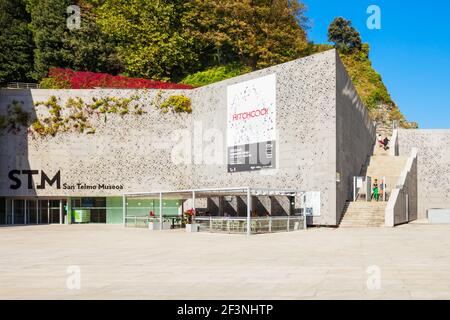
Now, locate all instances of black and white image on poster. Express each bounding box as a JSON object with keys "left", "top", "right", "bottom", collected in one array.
[{"left": 227, "top": 74, "right": 277, "bottom": 173}]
